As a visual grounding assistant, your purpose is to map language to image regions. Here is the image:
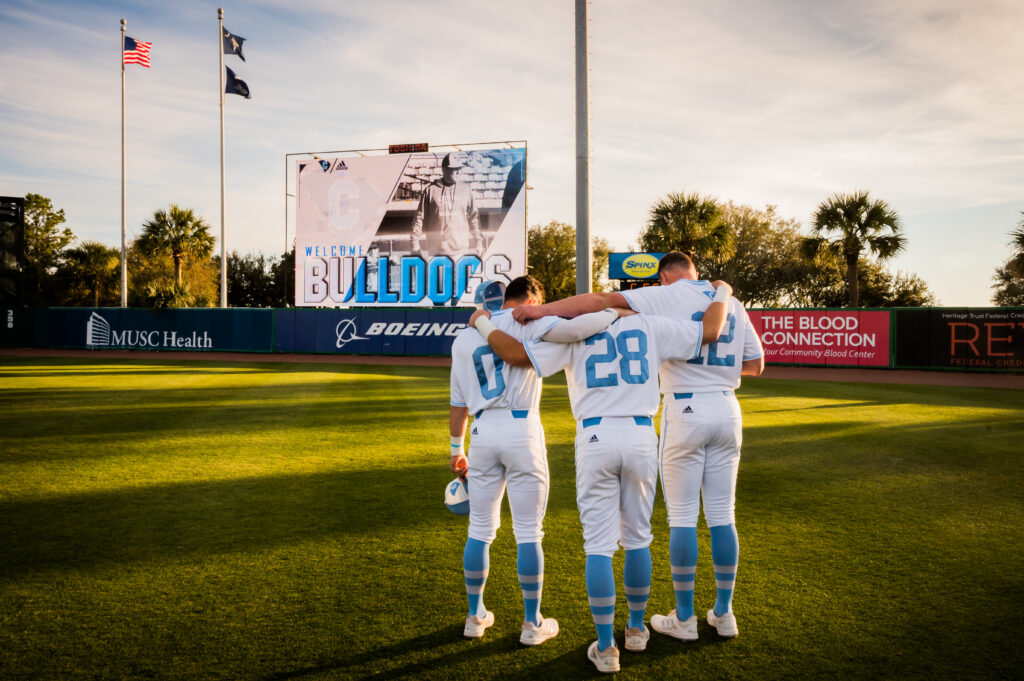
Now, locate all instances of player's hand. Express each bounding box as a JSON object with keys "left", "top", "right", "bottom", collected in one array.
[
  {"left": 511, "top": 304, "right": 546, "bottom": 324},
  {"left": 450, "top": 453, "right": 468, "bottom": 476},
  {"left": 614, "top": 307, "right": 637, "bottom": 318},
  {"left": 710, "top": 280, "right": 733, "bottom": 297},
  {"left": 469, "top": 309, "right": 491, "bottom": 326}
]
